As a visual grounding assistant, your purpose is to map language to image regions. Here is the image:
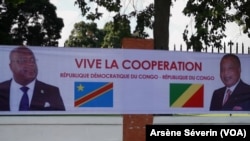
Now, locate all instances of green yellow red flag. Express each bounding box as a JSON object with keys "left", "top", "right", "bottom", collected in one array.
[{"left": 170, "top": 83, "right": 204, "bottom": 108}]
